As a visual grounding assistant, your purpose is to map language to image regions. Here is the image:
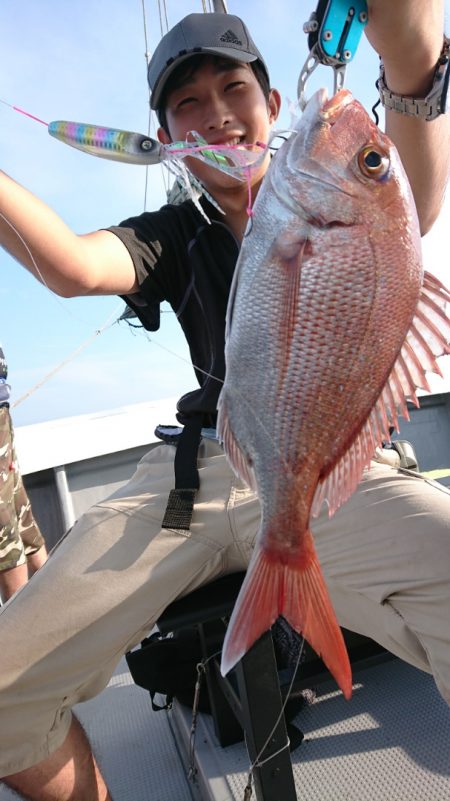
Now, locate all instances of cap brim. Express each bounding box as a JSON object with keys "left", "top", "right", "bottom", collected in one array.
[{"left": 150, "top": 47, "right": 258, "bottom": 110}]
